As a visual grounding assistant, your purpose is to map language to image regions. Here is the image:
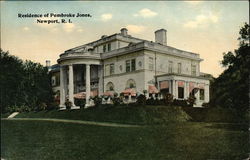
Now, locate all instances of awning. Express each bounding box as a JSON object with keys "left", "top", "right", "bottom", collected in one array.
[
  {"left": 189, "top": 82, "right": 195, "bottom": 93},
  {"left": 160, "top": 81, "right": 169, "bottom": 89},
  {"left": 74, "top": 90, "right": 98, "bottom": 99},
  {"left": 148, "top": 85, "right": 159, "bottom": 94},
  {"left": 189, "top": 82, "right": 199, "bottom": 93},
  {"left": 103, "top": 91, "right": 114, "bottom": 96},
  {"left": 122, "top": 88, "right": 136, "bottom": 96},
  {"left": 178, "top": 81, "right": 184, "bottom": 87}
]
